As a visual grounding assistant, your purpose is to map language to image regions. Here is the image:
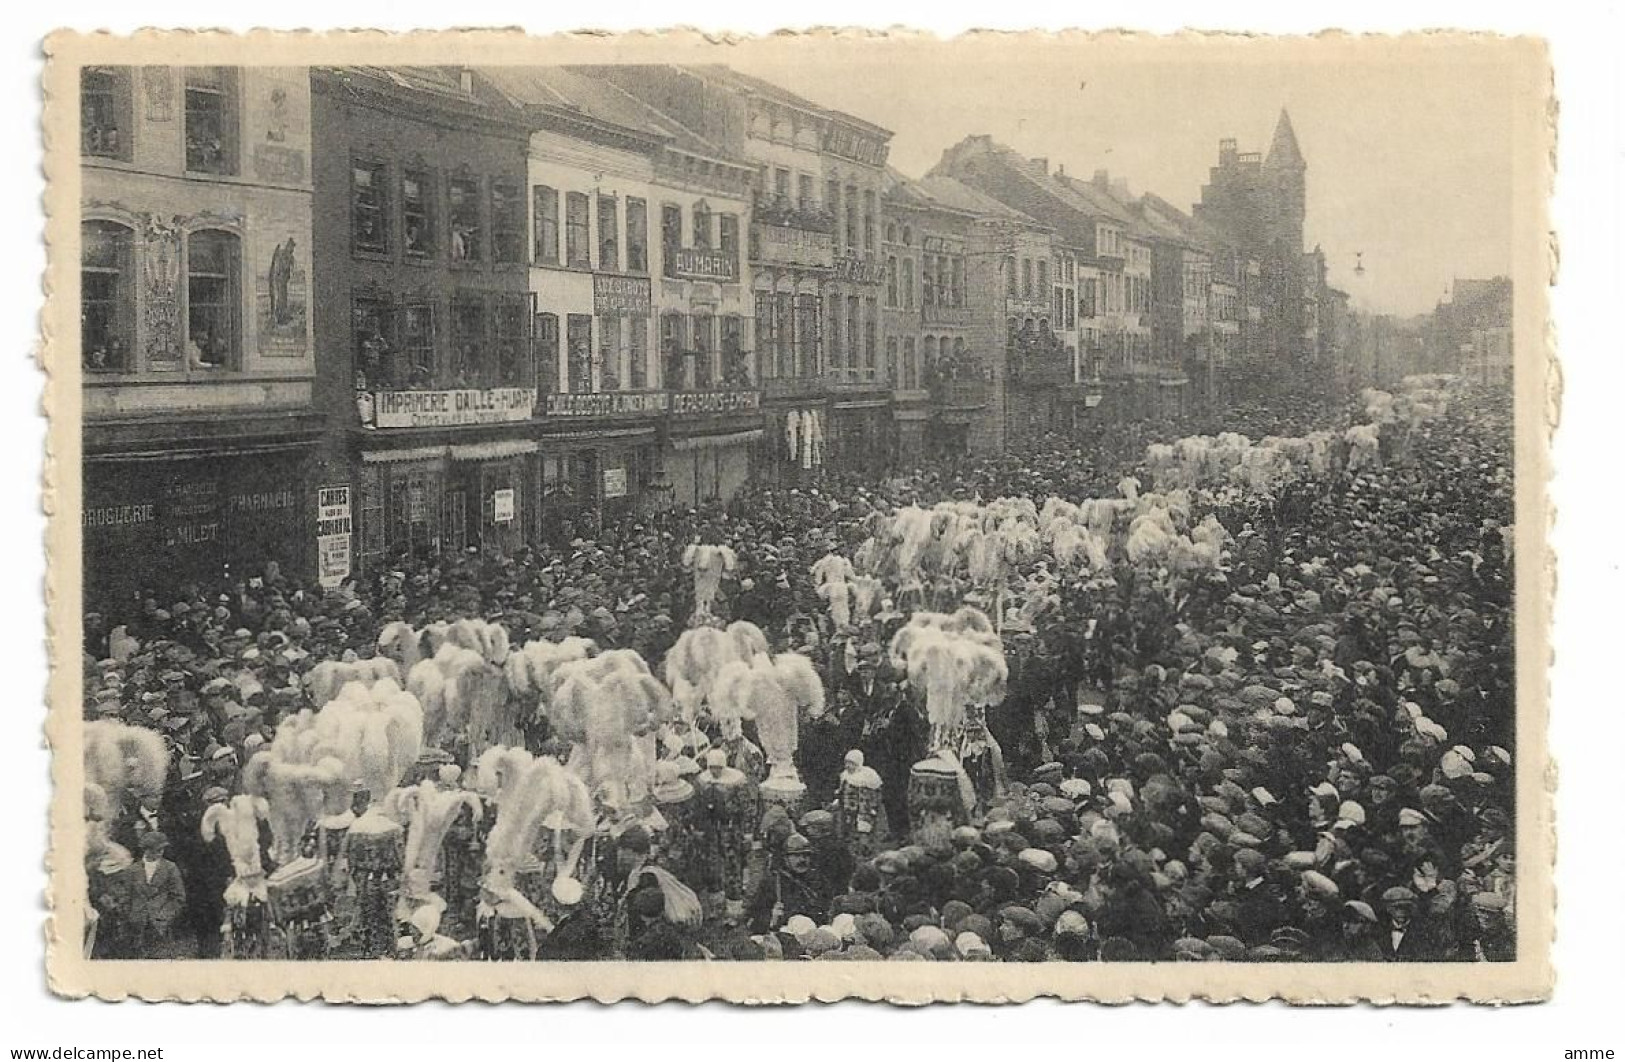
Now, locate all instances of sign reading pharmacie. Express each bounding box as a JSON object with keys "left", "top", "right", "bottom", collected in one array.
[
  {"left": 370, "top": 388, "right": 537, "bottom": 429},
  {"left": 593, "top": 274, "right": 653, "bottom": 317}
]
